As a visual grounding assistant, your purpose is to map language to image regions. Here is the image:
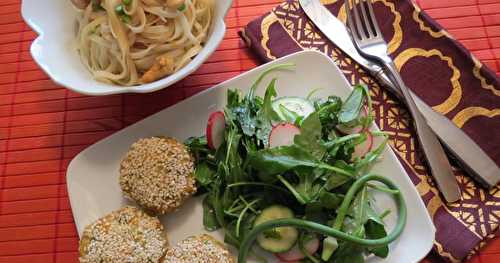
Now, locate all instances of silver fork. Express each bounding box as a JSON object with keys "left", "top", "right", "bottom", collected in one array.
[{"left": 345, "top": 0, "right": 460, "bottom": 202}]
